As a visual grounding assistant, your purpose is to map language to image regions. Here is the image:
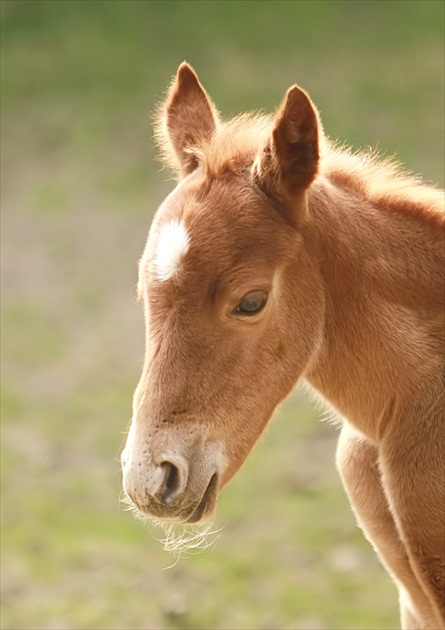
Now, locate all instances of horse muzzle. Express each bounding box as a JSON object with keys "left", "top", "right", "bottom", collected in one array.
[{"left": 121, "top": 434, "right": 224, "bottom": 523}]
